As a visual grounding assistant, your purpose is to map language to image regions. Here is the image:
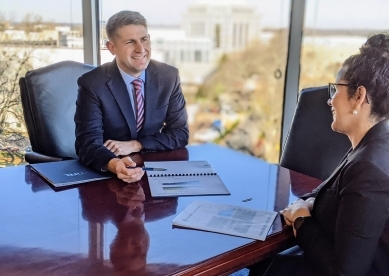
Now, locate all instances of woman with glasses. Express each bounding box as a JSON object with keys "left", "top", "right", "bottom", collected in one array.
[{"left": 262, "top": 33, "right": 389, "bottom": 276}]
